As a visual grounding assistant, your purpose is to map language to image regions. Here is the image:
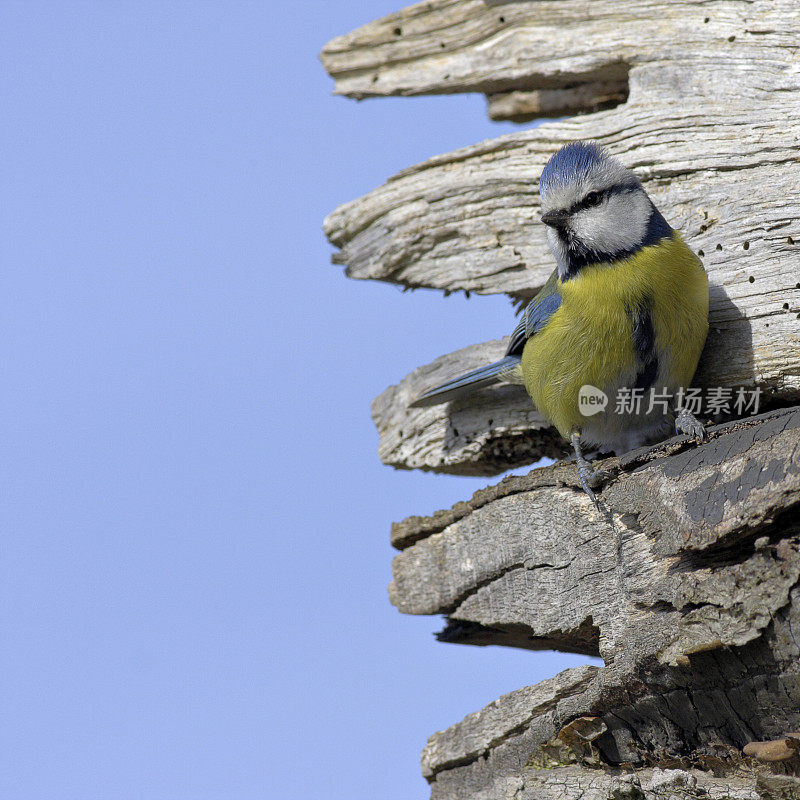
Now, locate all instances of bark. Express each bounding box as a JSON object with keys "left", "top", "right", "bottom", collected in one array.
[
  {"left": 400, "top": 407, "right": 800, "bottom": 799},
  {"left": 321, "top": 3, "right": 800, "bottom": 797}
]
